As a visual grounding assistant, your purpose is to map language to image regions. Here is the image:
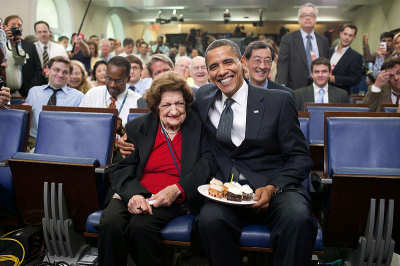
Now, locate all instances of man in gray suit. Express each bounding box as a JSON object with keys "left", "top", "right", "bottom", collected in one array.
[
  {"left": 294, "top": 57, "right": 349, "bottom": 111},
  {"left": 276, "top": 2, "right": 329, "bottom": 90}
]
